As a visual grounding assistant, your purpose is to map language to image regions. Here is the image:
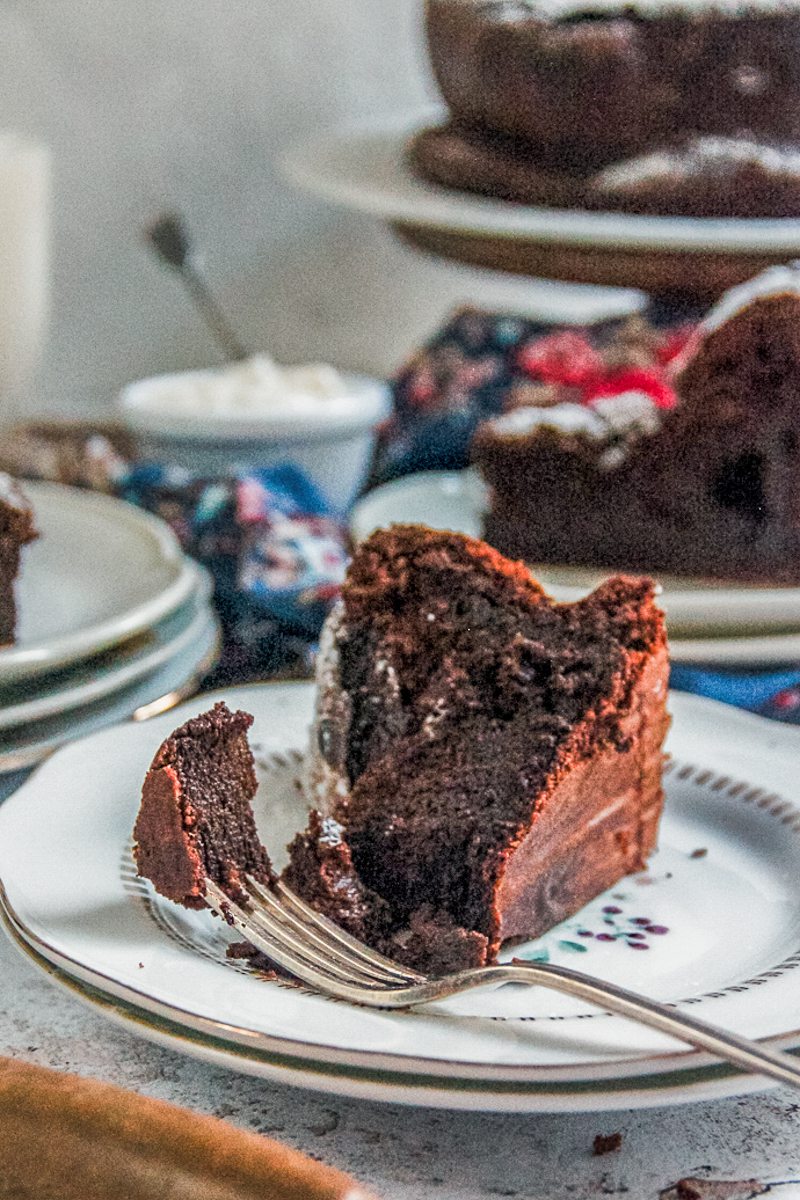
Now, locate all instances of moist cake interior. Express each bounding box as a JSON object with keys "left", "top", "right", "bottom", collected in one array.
[
  {"left": 134, "top": 703, "right": 273, "bottom": 910},
  {"left": 302, "top": 526, "right": 669, "bottom": 972}
]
